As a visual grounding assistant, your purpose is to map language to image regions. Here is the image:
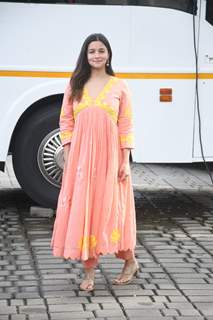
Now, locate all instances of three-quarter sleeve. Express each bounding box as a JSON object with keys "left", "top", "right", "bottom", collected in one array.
[
  {"left": 118, "top": 80, "right": 135, "bottom": 149},
  {"left": 59, "top": 83, "right": 75, "bottom": 146}
]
